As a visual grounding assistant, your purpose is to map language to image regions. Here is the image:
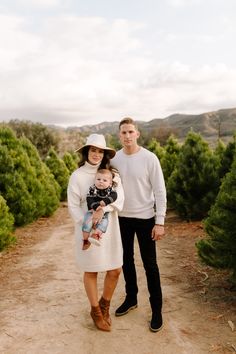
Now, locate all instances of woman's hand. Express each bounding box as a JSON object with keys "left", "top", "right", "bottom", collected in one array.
[{"left": 92, "top": 207, "right": 104, "bottom": 228}]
